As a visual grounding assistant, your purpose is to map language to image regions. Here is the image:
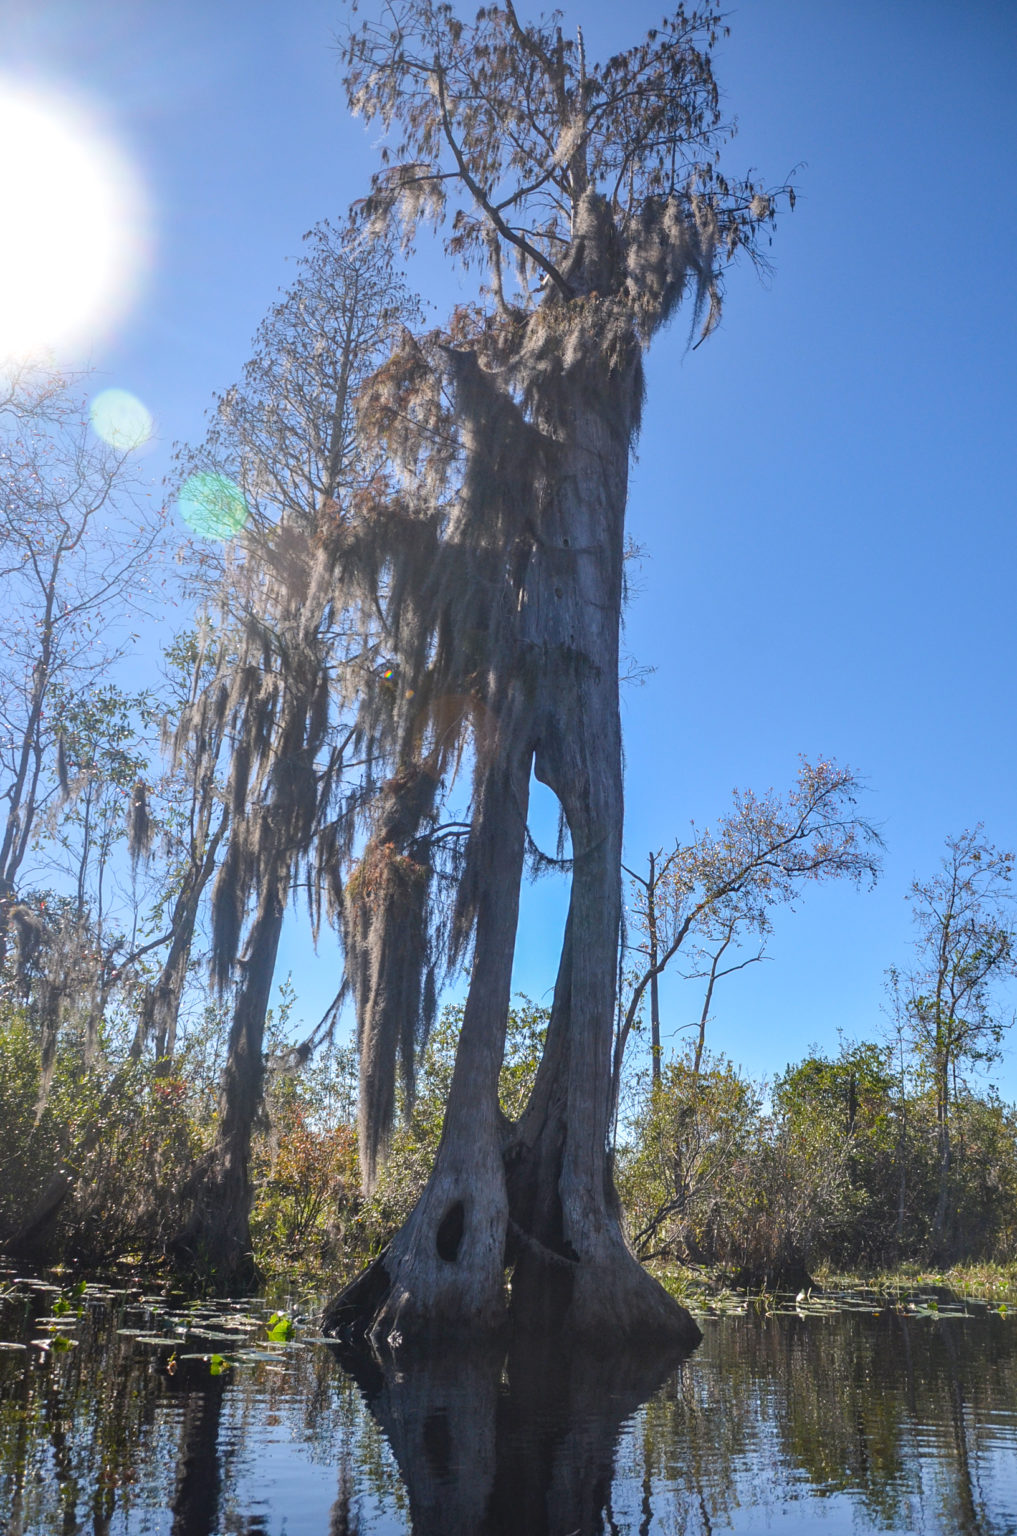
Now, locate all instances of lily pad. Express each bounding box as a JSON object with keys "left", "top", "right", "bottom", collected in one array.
[
  {"left": 189, "top": 1328, "right": 249, "bottom": 1347},
  {"left": 126, "top": 1334, "right": 184, "bottom": 1350}
]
